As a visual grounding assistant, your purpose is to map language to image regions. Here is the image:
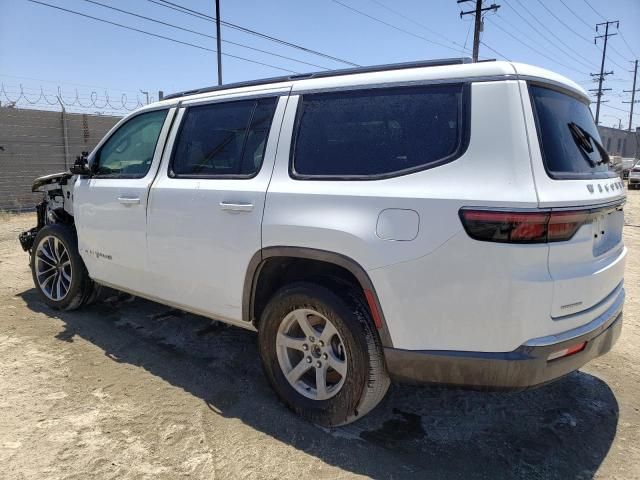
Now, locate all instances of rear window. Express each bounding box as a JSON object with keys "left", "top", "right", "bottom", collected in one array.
[
  {"left": 291, "top": 84, "right": 468, "bottom": 178},
  {"left": 530, "top": 85, "right": 614, "bottom": 179}
]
